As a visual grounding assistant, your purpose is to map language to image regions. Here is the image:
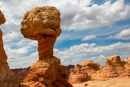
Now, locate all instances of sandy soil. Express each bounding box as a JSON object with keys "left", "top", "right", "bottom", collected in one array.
[{"left": 73, "top": 78, "right": 130, "bottom": 87}]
